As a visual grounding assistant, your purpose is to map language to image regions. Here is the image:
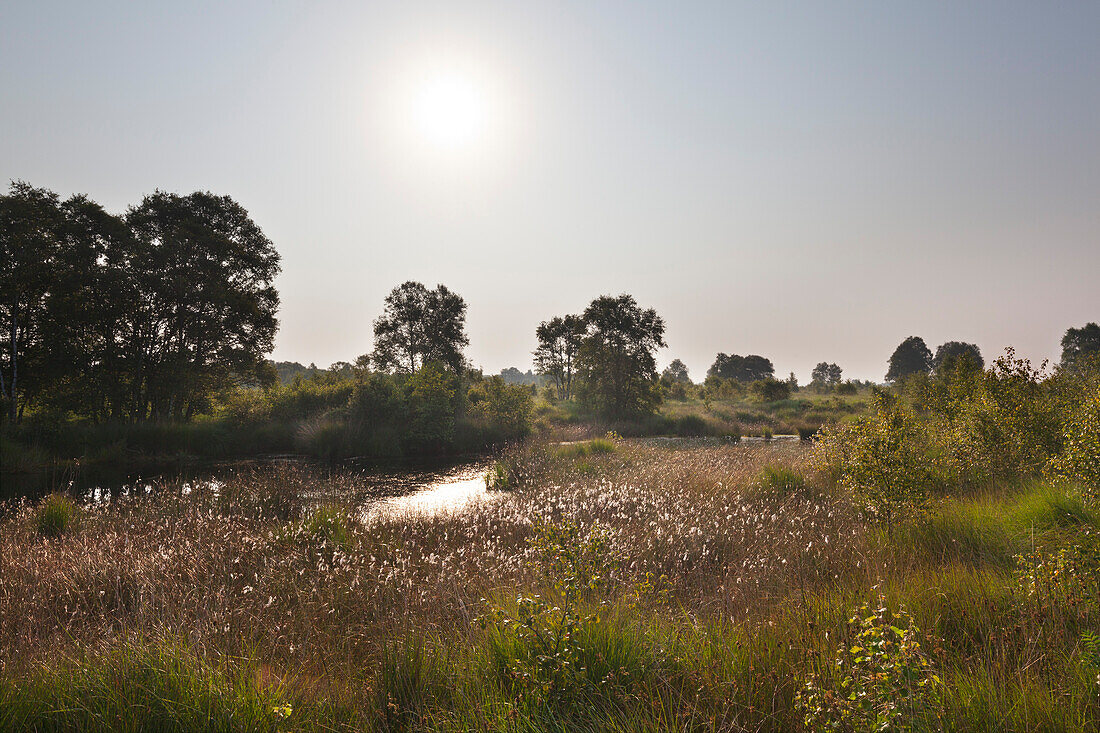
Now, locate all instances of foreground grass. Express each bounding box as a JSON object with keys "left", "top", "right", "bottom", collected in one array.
[{"left": 2, "top": 440, "right": 1098, "bottom": 731}]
